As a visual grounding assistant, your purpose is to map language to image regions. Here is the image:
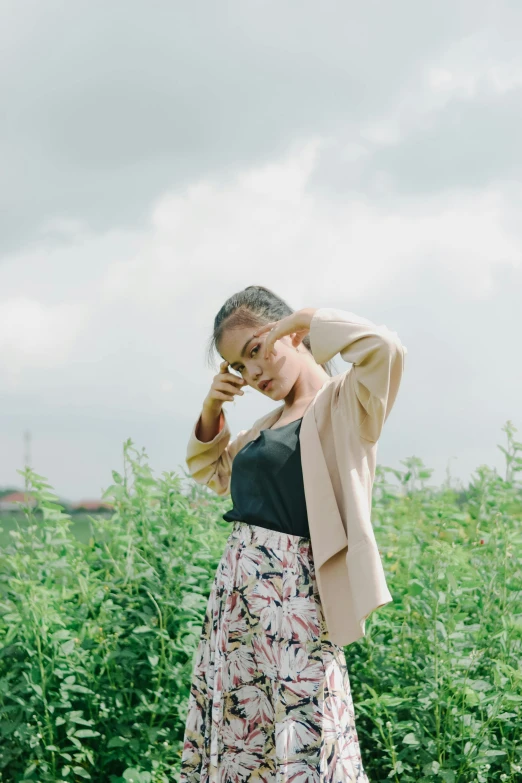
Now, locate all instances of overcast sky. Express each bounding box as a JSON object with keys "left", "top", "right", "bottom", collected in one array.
[{"left": 1, "top": 0, "right": 521, "bottom": 503}]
